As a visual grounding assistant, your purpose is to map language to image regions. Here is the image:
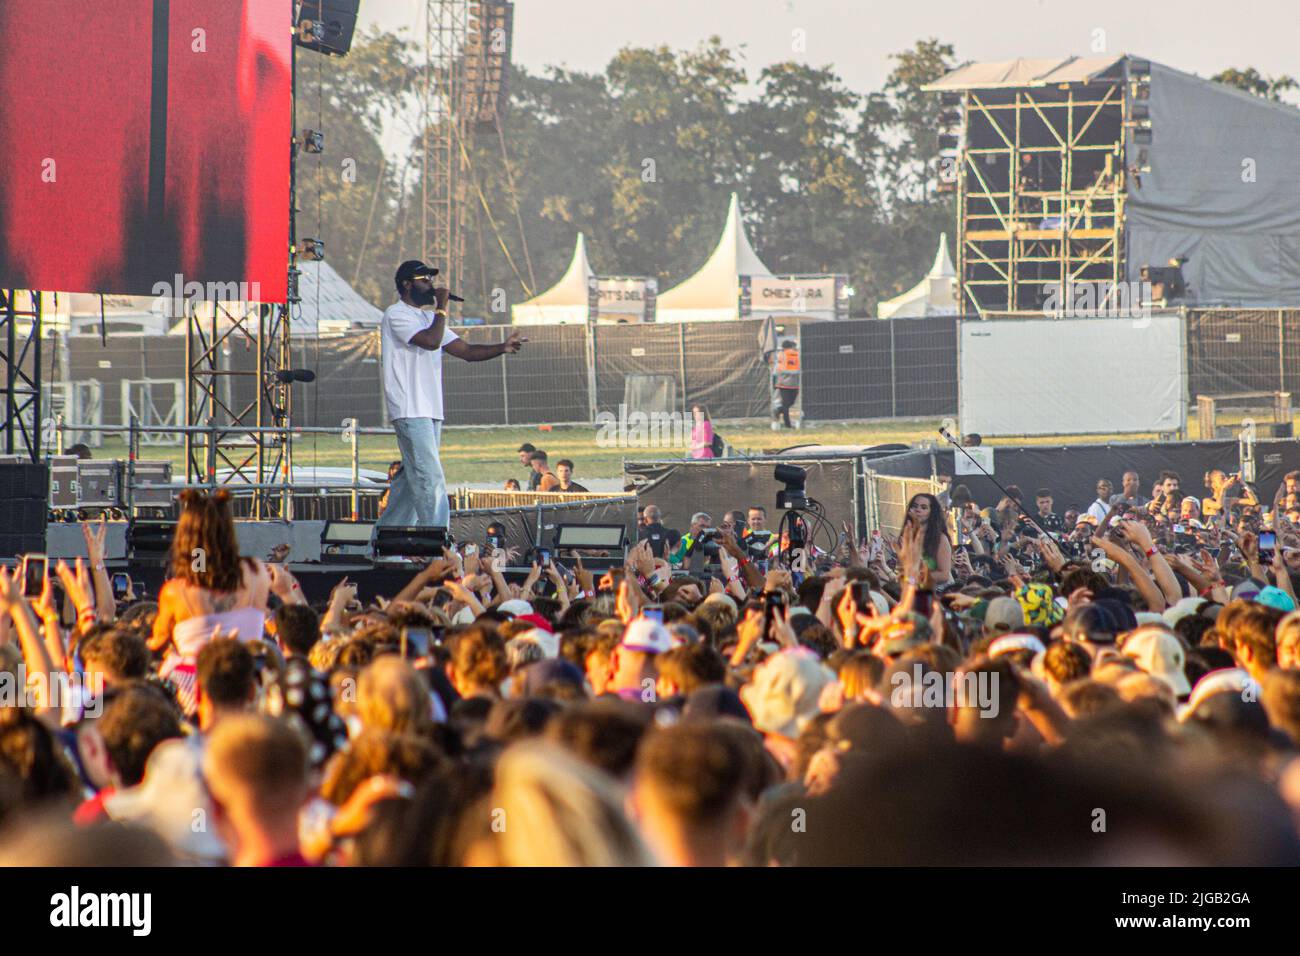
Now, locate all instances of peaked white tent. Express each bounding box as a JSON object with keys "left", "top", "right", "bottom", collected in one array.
[
  {"left": 162, "top": 260, "right": 383, "bottom": 336},
  {"left": 512, "top": 233, "right": 594, "bottom": 325},
  {"left": 657, "top": 193, "right": 772, "bottom": 322},
  {"left": 296, "top": 260, "right": 384, "bottom": 334},
  {"left": 876, "top": 234, "right": 958, "bottom": 318}
]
